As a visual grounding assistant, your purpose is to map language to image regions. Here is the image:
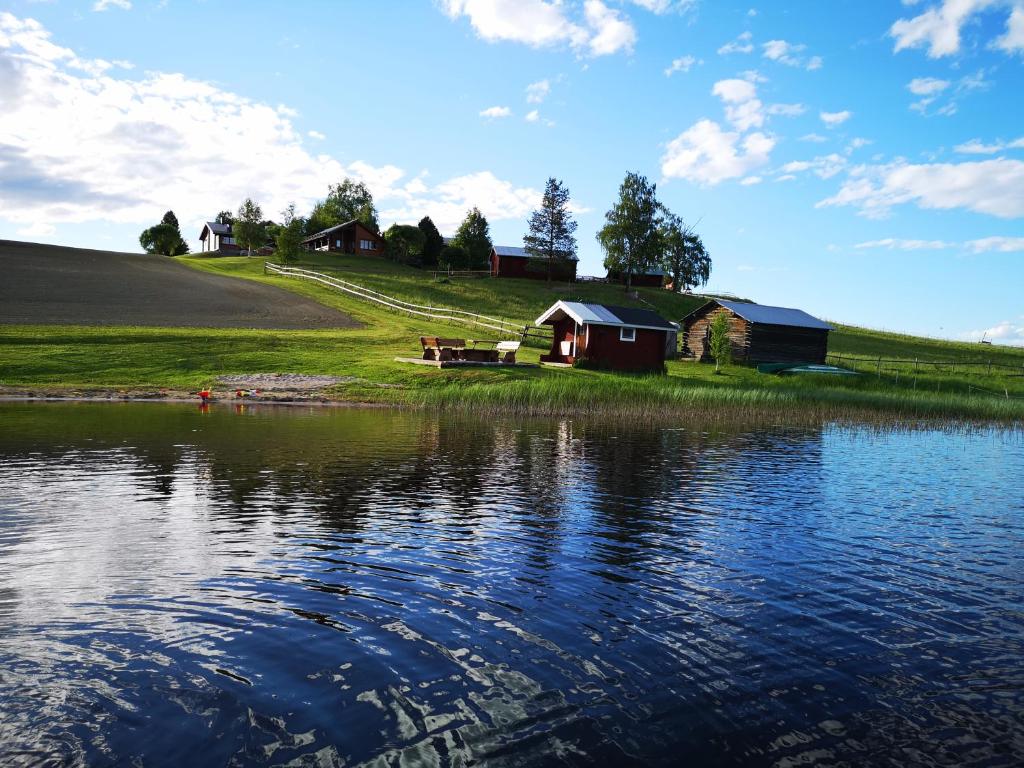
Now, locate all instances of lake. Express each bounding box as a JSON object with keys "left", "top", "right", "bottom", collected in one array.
[{"left": 0, "top": 403, "right": 1021, "bottom": 766}]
